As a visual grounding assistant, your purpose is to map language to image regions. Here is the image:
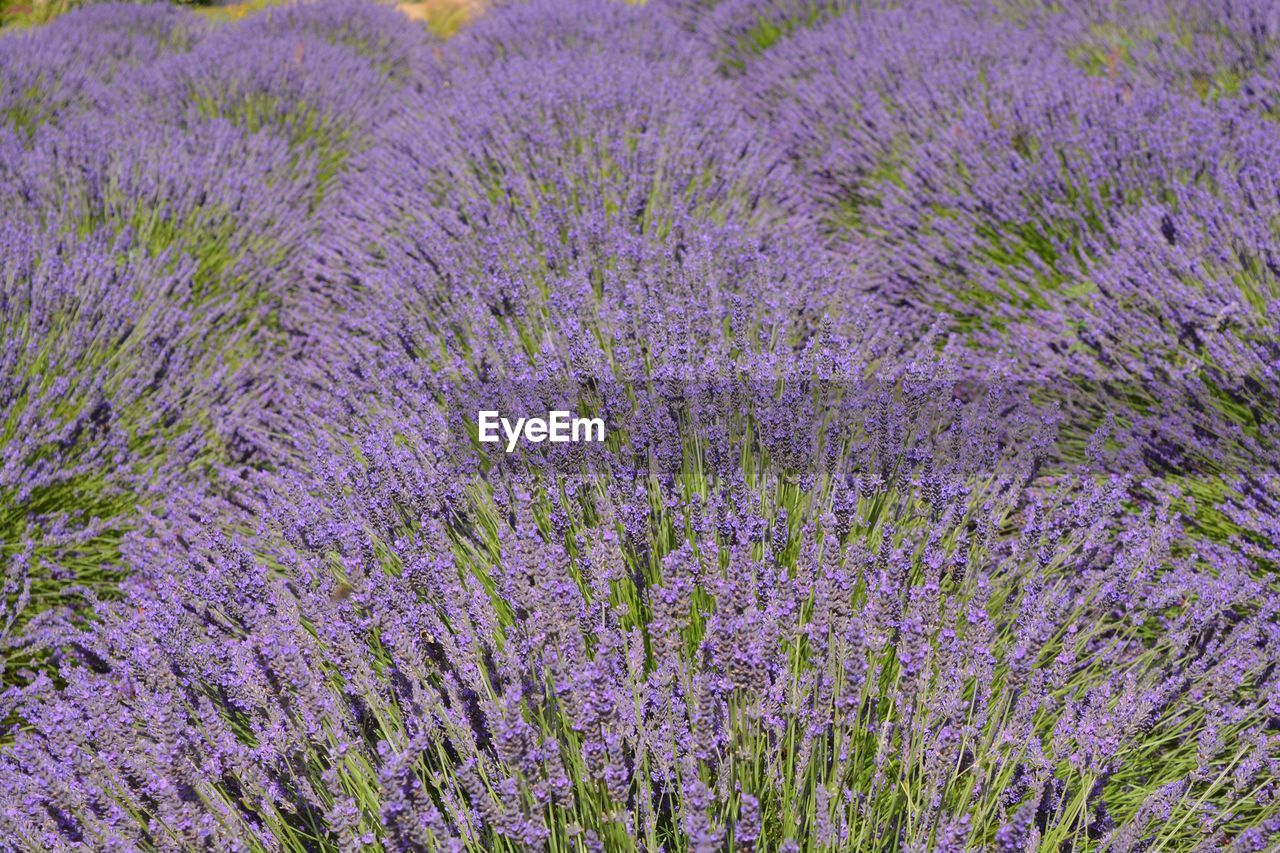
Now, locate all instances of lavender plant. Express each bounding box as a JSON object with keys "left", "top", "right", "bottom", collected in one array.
[
  {"left": 1, "top": 0, "right": 1279, "bottom": 850},
  {"left": 0, "top": 0, "right": 419, "bottom": 686},
  {"left": 338, "top": 0, "right": 798, "bottom": 260},
  {"left": 655, "top": 0, "right": 853, "bottom": 72},
  {"left": 0, "top": 3, "right": 205, "bottom": 141},
  {"left": 0, "top": 222, "right": 212, "bottom": 684},
  {"left": 742, "top": 1, "right": 1280, "bottom": 547},
  {"left": 4, "top": 367, "right": 1278, "bottom": 848}
]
